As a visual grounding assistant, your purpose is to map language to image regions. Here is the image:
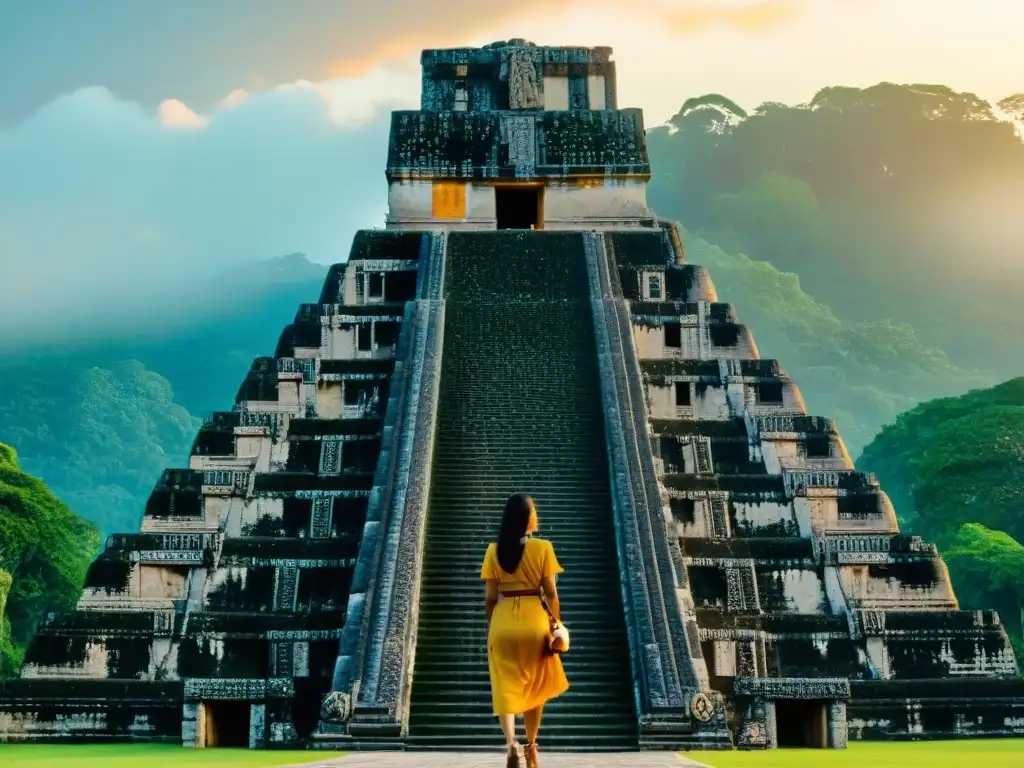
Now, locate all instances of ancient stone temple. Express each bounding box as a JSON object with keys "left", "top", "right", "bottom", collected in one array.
[{"left": 2, "top": 39, "right": 1023, "bottom": 751}]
